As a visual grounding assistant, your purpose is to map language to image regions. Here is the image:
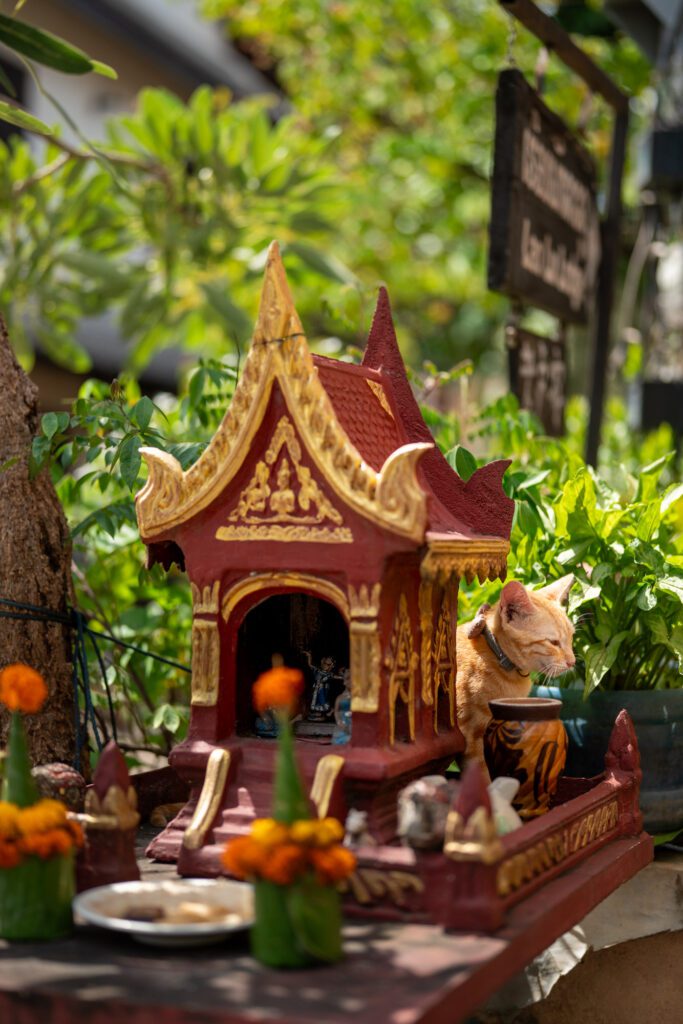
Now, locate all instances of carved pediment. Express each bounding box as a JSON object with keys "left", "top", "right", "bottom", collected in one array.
[
  {"left": 136, "top": 242, "right": 431, "bottom": 545},
  {"left": 216, "top": 416, "right": 352, "bottom": 543}
]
